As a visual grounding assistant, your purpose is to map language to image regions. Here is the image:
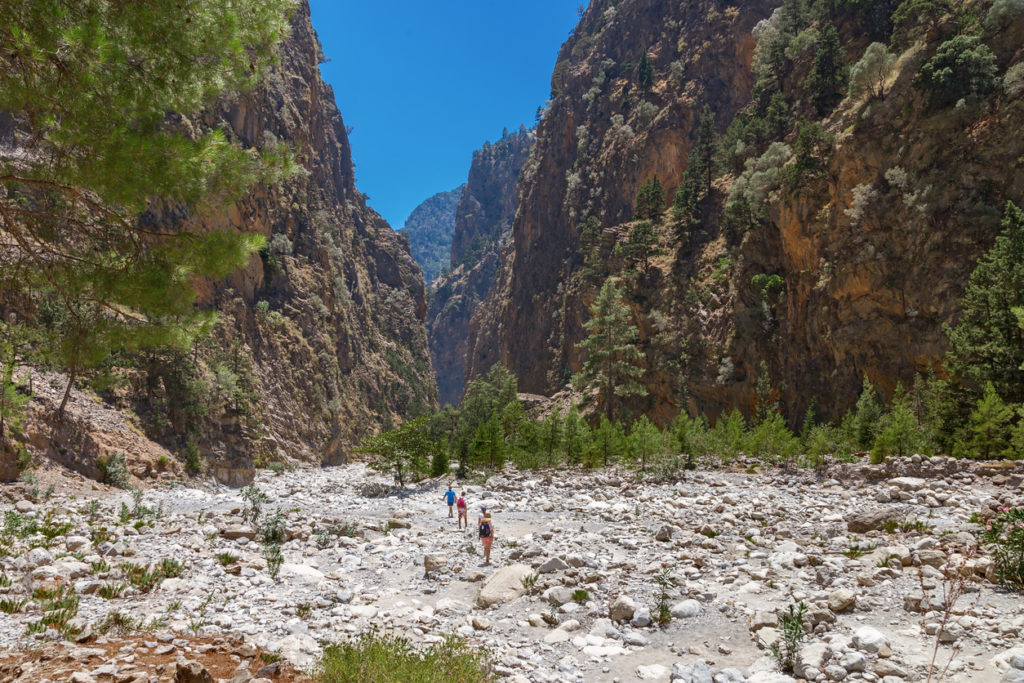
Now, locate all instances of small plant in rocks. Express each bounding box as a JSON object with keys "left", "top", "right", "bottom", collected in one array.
[
  {"left": 769, "top": 602, "right": 807, "bottom": 674},
  {"left": 520, "top": 572, "right": 540, "bottom": 595},
  {"left": 652, "top": 564, "right": 674, "bottom": 625},
  {"left": 241, "top": 484, "right": 268, "bottom": 525},
  {"left": 264, "top": 542, "right": 283, "bottom": 579},
  {"left": 314, "top": 631, "right": 493, "bottom": 682},
  {"left": 975, "top": 506, "right": 1024, "bottom": 590},
  {"left": 216, "top": 552, "right": 238, "bottom": 566},
  {"left": 571, "top": 589, "right": 589, "bottom": 604}
]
